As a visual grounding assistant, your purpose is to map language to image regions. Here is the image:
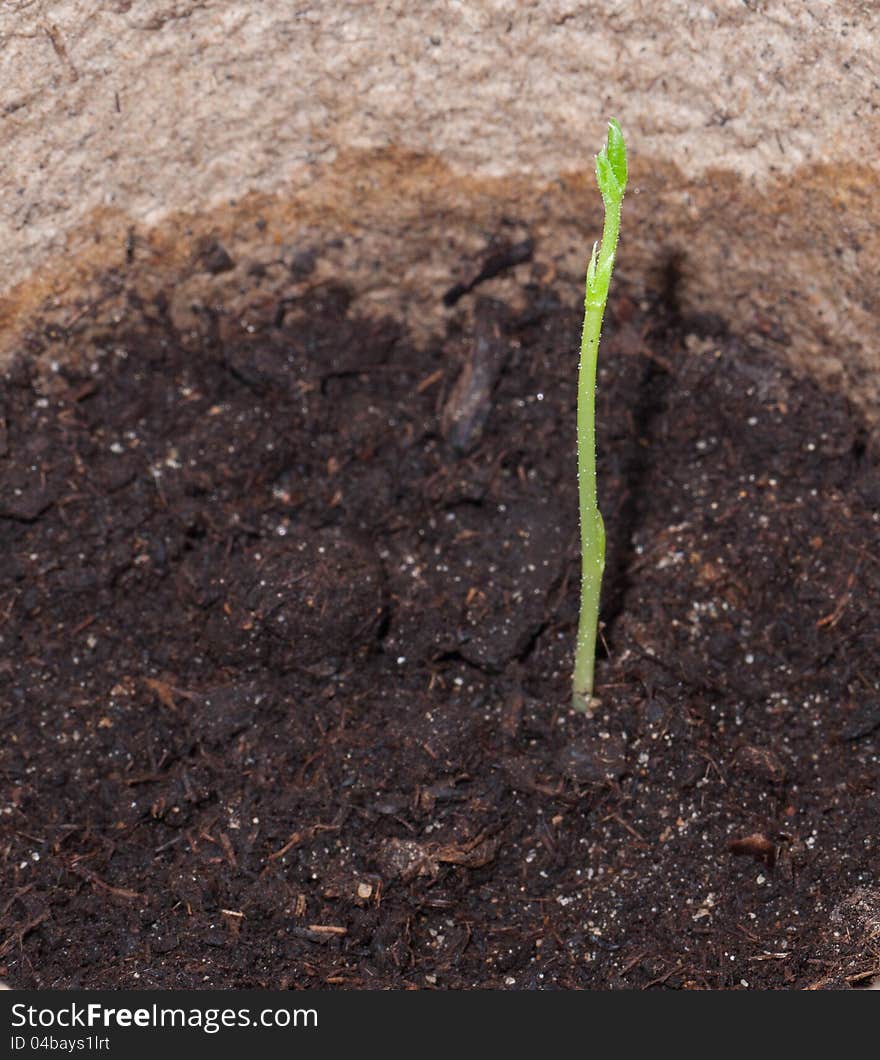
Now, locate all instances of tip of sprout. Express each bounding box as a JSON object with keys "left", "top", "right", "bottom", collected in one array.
[{"left": 596, "top": 118, "right": 627, "bottom": 204}]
